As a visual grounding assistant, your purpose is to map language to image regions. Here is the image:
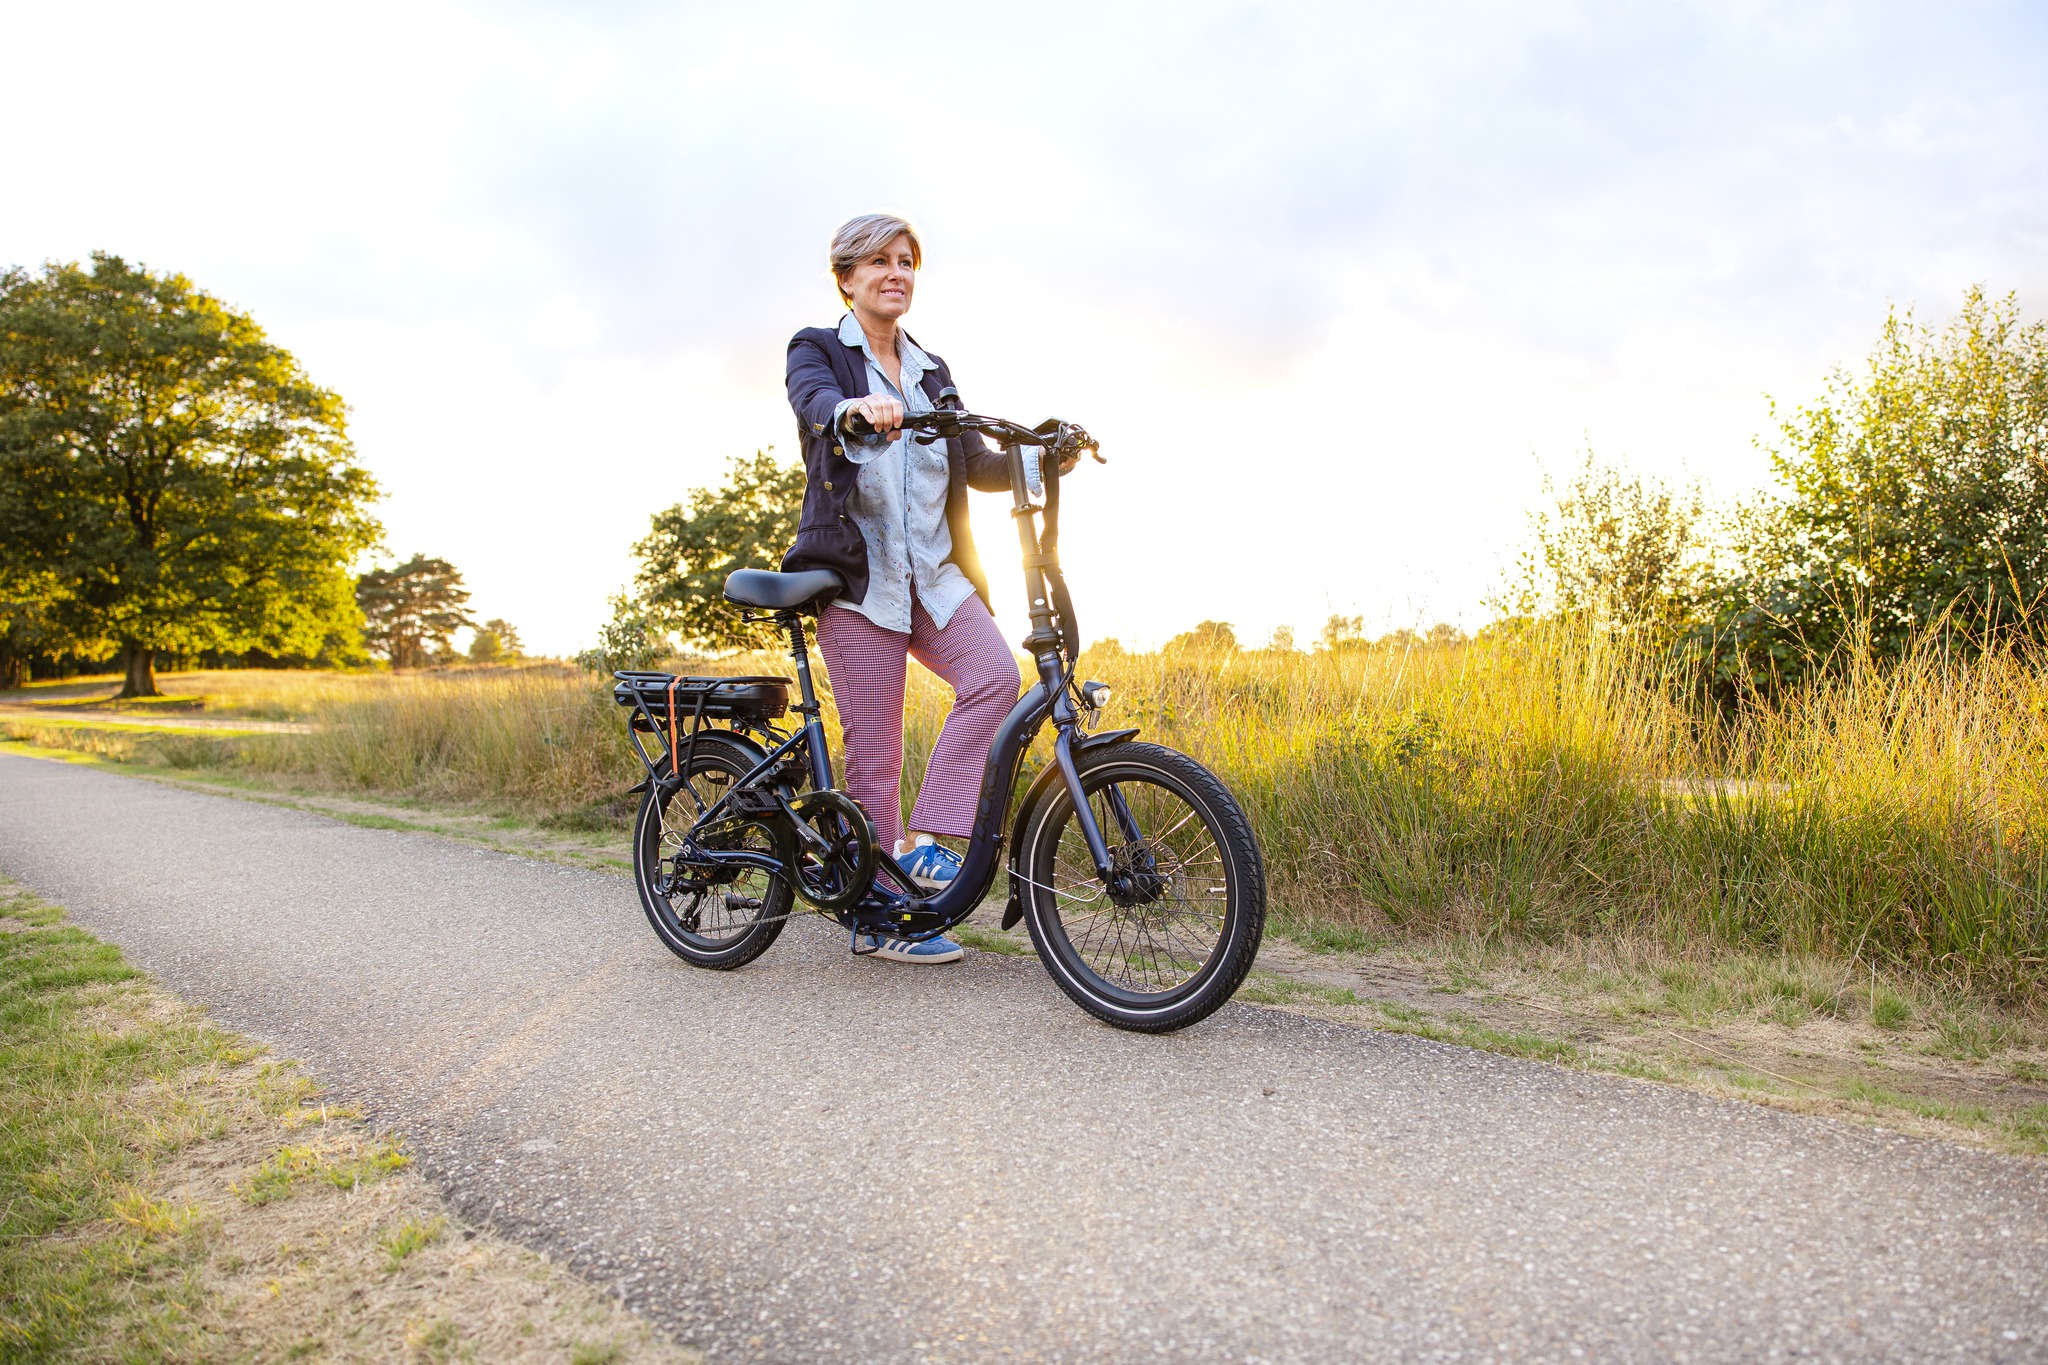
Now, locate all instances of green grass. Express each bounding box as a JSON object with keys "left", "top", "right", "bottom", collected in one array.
[
  {"left": 1236, "top": 972, "right": 1359, "bottom": 1007},
  {"left": 954, "top": 923, "right": 1035, "bottom": 956},
  {"left": 1276, "top": 916, "right": 1384, "bottom": 955},
  {"left": 0, "top": 875, "right": 699, "bottom": 1361},
  {"left": 235, "top": 1135, "right": 409, "bottom": 1206},
  {"left": 0, "top": 882, "right": 271, "bottom": 1358},
  {"left": 379, "top": 1214, "right": 447, "bottom": 1270},
  {"left": 1872, "top": 986, "right": 1913, "bottom": 1028}
]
